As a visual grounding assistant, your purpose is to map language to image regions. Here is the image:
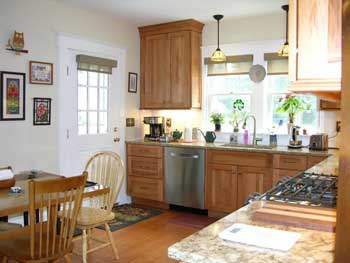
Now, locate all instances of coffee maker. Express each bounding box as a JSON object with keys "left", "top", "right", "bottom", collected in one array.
[{"left": 144, "top": 116, "right": 165, "bottom": 141}]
